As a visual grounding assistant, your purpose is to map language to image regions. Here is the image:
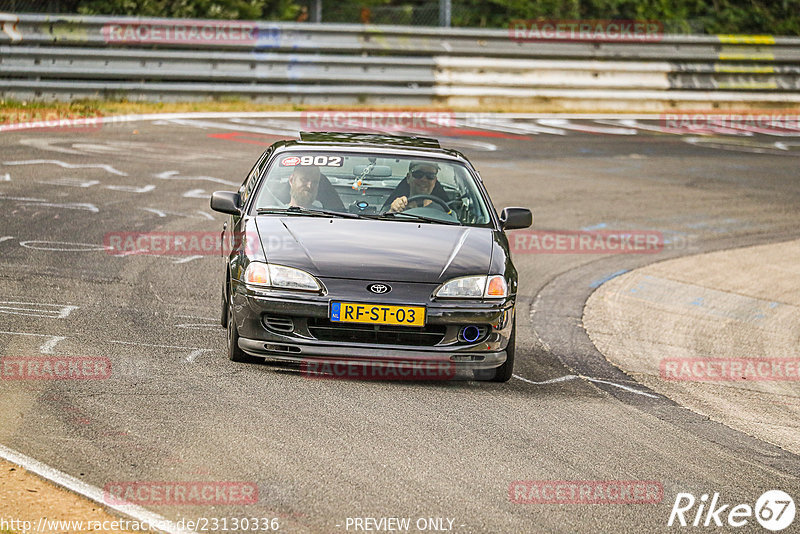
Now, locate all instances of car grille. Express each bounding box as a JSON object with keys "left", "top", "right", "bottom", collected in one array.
[{"left": 307, "top": 318, "right": 446, "bottom": 346}]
